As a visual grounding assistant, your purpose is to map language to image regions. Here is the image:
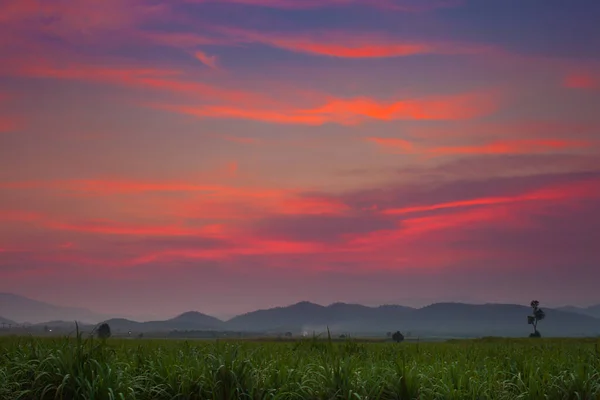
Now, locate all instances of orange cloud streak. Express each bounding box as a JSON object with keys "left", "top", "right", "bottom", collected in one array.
[
  {"left": 429, "top": 139, "right": 591, "bottom": 155},
  {"left": 161, "top": 91, "right": 499, "bottom": 125},
  {"left": 367, "top": 138, "right": 591, "bottom": 156},
  {"left": 215, "top": 27, "right": 494, "bottom": 58},
  {"left": 383, "top": 178, "right": 600, "bottom": 216},
  {"left": 194, "top": 50, "right": 218, "bottom": 69},
  {"left": 3, "top": 59, "right": 268, "bottom": 105}
]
